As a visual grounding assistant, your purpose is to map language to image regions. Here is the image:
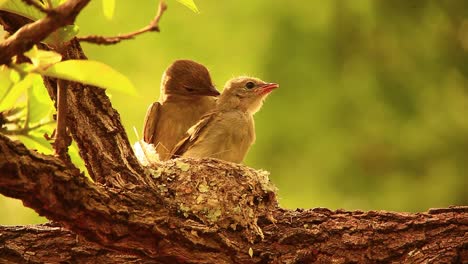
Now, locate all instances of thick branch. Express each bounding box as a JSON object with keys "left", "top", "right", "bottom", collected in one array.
[
  {"left": 0, "top": 134, "right": 240, "bottom": 262},
  {"left": 0, "top": 135, "right": 165, "bottom": 257},
  {"left": 0, "top": 4, "right": 150, "bottom": 187},
  {"left": 0, "top": 8, "right": 149, "bottom": 190},
  {"left": 0, "top": 134, "right": 466, "bottom": 263},
  {"left": 40, "top": 39, "right": 146, "bottom": 186},
  {"left": 0, "top": 0, "right": 91, "bottom": 65},
  {"left": 0, "top": 224, "right": 154, "bottom": 263}
]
